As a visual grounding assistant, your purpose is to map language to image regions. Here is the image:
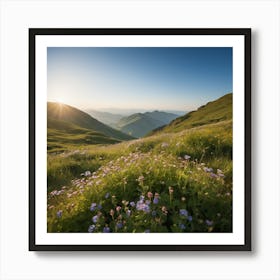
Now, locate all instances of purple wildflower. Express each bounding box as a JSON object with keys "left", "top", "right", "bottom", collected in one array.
[
  {"left": 97, "top": 204, "right": 102, "bottom": 210},
  {"left": 92, "top": 215, "right": 98, "bottom": 223},
  {"left": 105, "top": 192, "right": 110, "bottom": 199},
  {"left": 205, "top": 219, "right": 213, "bottom": 226},
  {"left": 188, "top": 216, "right": 193, "bottom": 222},
  {"left": 90, "top": 203, "right": 97, "bottom": 211},
  {"left": 116, "top": 222, "right": 123, "bottom": 229},
  {"left": 130, "top": 201, "right": 135, "bottom": 207},
  {"left": 88, "top": 224, "right": 96, "bottom": 233},
  {"left": 204, "top": 167, "right": 213, "bottom": 173},
  {"left": 56, "top": 210, "right": 62, "bottom": 218},
  {"left": 179, "top": 223, "right": 186, "bottom": 230},
  {"left": 153, "top": 197, "right": 159, "bottom": 204},
  {"left": 179, "top": 209, "right": 188, "bottom": 217},
  {"left": 136, "top": 201, "right": 150, "bottom": 213},
  {"left": 210, "top": 173, "right": 218, "bottom": 178},
  {"left": 126, "top": 210, "right": 131, "bottom": 217},
  {"left": 103, "top": 226, "right": 110, "bottom": 233}
]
